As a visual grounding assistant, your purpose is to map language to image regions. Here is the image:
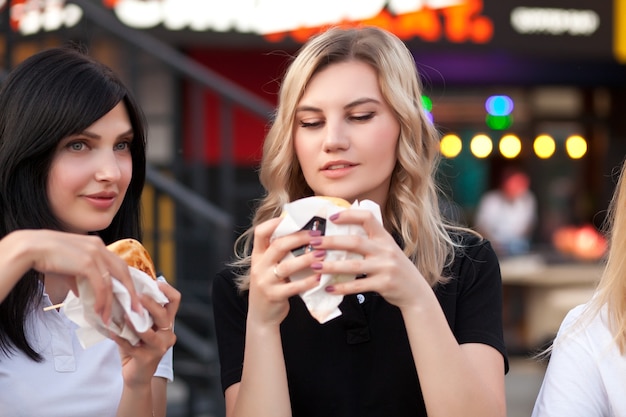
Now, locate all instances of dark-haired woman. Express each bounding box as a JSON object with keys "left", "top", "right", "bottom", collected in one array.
[{"left": 0, "top": 47, "right": 180, "bottom": 417}]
